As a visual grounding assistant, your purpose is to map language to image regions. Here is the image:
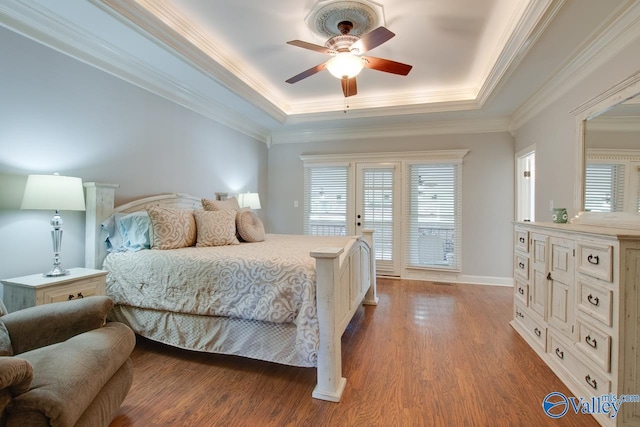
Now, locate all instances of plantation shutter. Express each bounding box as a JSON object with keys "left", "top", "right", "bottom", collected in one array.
[
  {"left": 584, "top": 163, "right": 625, "bottom": 212},
  {"left": 405, "top": 163, "right": 461, "bottom": 270},
  {"left": 361, "top": 167, "right": 394, "bottom": 262},
  {"left": 303, "top": 165, "right": 350, "bottom": 235}
]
